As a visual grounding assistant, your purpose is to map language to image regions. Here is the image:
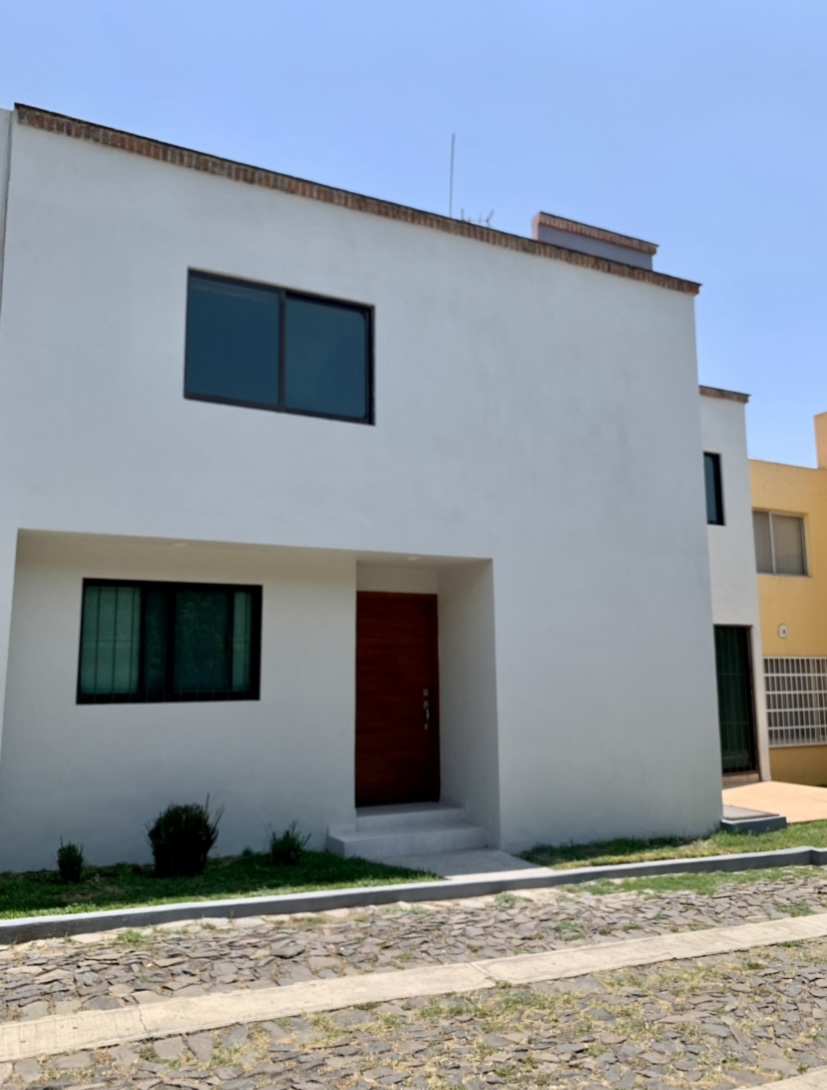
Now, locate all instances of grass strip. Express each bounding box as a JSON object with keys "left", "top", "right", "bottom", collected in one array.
[{"left": 0, "top": 850, "right": 435, "bottom": 919}]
